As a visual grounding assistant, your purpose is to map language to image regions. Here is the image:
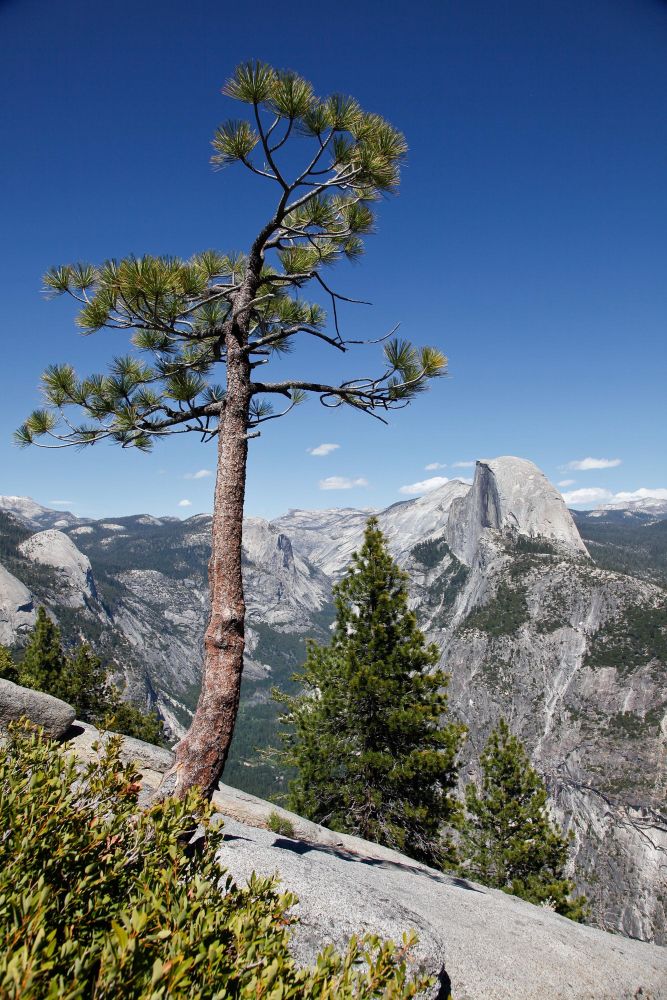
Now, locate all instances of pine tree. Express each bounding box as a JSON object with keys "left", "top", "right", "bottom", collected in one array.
[
  {"left": 277, "top": 517, "right": 466, "bottom": 867},
  {"left": 0, "top": 645, "right": 18, "bottom": 684},
  {"left": 15, "top": 610, "right": 166, "bottom": 744},
  {"left": 55, "top": 643, "right": 112, "bottom": 723},
  {"left": 17, "top": 62, "right": 446, "bottom": 800},
  {"left": 102, "top": 696, "right": 166, "bottom": 746},
  {"left": 462, "top": 718, "right": 587, "bottom": 920},
  {"left": 19, "top": 607, "right": 67, "bottom": 693}
]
